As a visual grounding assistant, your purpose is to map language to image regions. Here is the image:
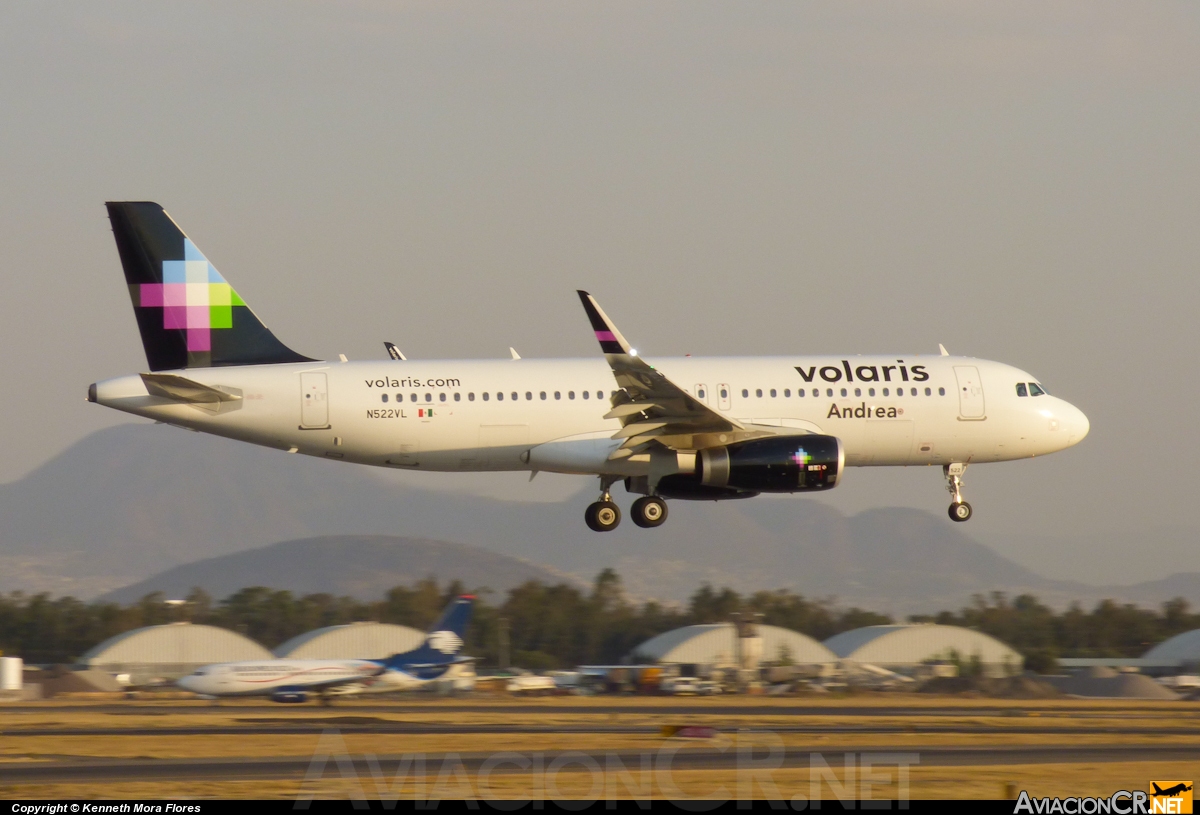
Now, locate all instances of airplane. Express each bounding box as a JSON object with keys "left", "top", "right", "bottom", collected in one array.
[
  {"left": 176, "top": 595, "right": 474, "bottom": 702},
  {"left": 90, "top": 202, "right": 1089, "bottom": 531},
  {"left": 1151, "top": 783, "right": 1193, "bottom": 798}
]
